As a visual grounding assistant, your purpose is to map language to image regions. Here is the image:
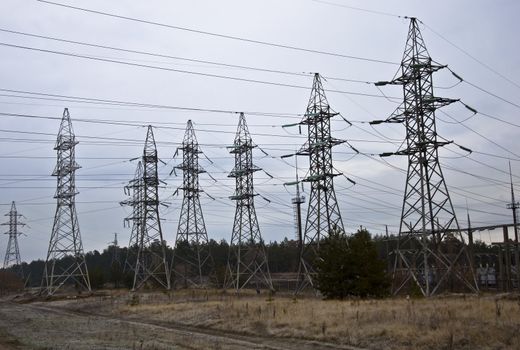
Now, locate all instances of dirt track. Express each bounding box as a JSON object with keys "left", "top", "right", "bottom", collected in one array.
[{"left": 0, "top": 299, "right": 363, "bottom": 350}]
